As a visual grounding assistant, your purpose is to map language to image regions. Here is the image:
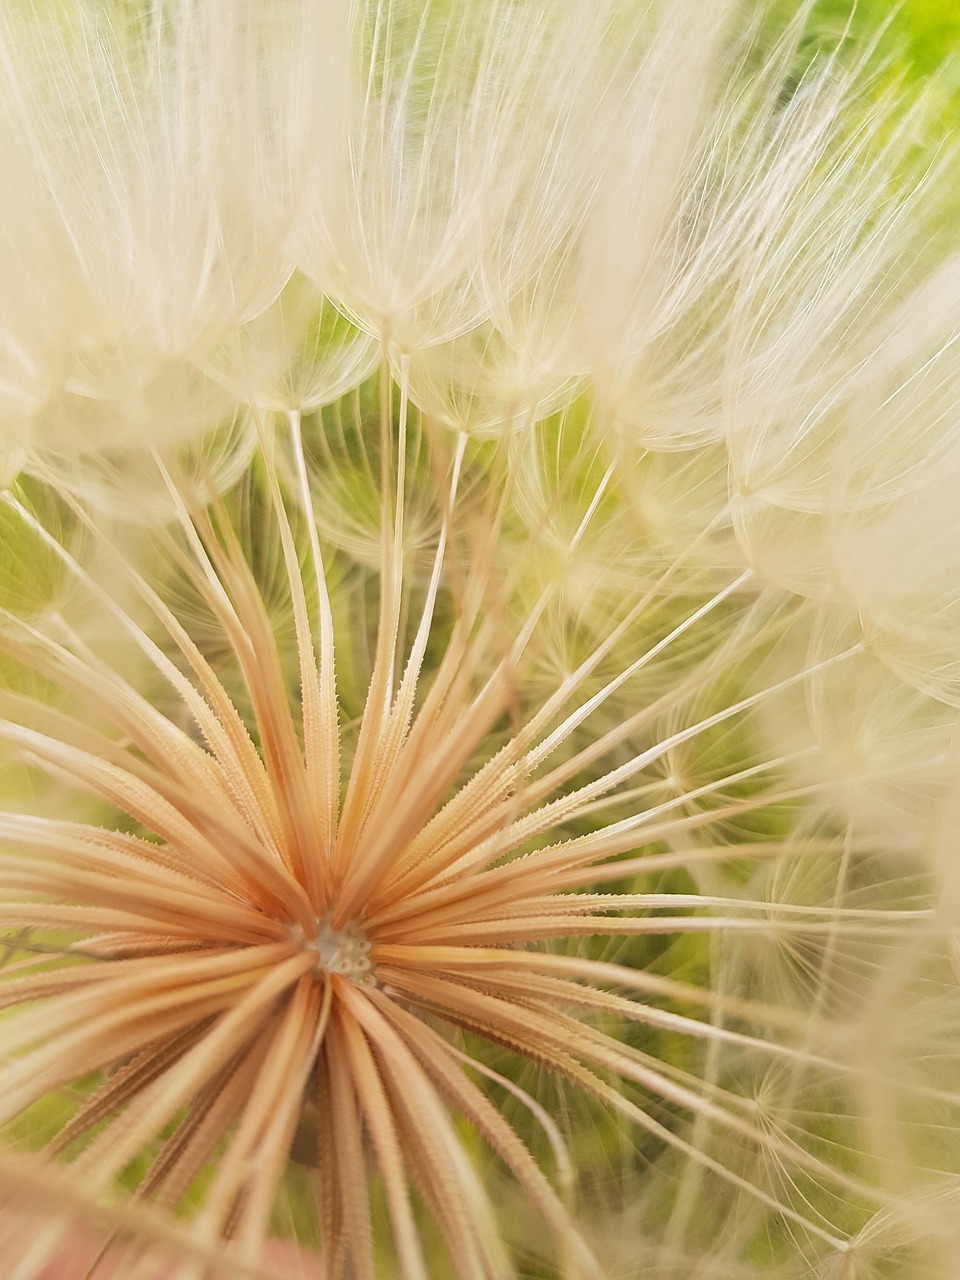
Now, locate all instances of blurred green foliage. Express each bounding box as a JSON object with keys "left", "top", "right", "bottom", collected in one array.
[{"left": 804, "top": 0, "right": 960, "bottom": 79}]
